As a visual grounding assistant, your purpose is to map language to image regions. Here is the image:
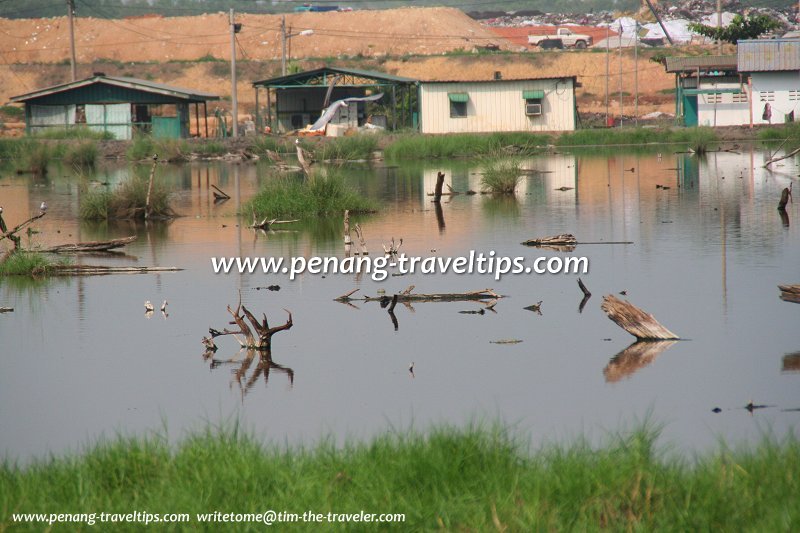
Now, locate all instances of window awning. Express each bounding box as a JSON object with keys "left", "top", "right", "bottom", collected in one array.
[
  {"left": 447, "top": 92, "right": 469, "bottom": 103},
  {"left": 683, "top": 88, "right": 742, "bottom": 95},
  {"left": 522, "top": 90, "right": 545, "bottom": 99}
]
